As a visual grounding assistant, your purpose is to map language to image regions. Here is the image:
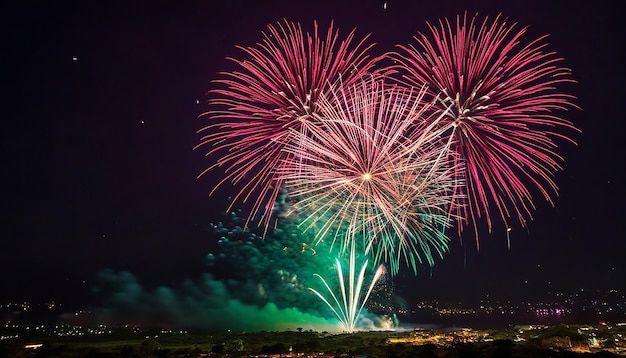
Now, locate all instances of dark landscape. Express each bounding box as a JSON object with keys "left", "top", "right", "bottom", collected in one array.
[{"left": 2, "top": 324, "right": 626, "bottom": 357}]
